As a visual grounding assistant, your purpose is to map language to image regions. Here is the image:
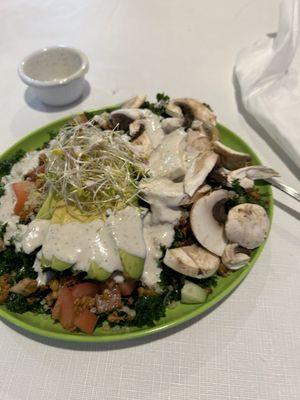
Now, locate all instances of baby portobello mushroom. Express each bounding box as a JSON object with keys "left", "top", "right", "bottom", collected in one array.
[
  {"left": 213, "top": 141, "right": 251, "bottom": 170},
  {"left": 163, "top": 244, "right": 220, "bottom": 279},
  {"left": 121, "top": 95, "right": 146, "bottom": 109},
  {"left": 184, "top": 151, "right": 219, "bottom": 196},
  {"left": 190, "top": 189, "right": 232, "bottom": 256},
  {"left": 225, "top": 203, "right": 269, "bottom": 249},
  {"left": 110, "top": 109, "right": 145, "bottom": 131},
  {"left": 180, "top": 184, "right": 211, "bottom": 206},
  {"left": 221, "top": 244, "right": 251, "bottom": 270},
  {"left": 166, "top": 98, "right": 217, "bottom": 127},
  {"left": 228, "top": 166, "right": 279, "bottom": 189}
]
